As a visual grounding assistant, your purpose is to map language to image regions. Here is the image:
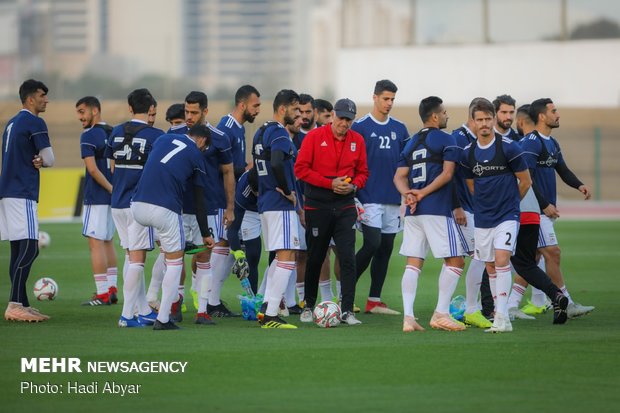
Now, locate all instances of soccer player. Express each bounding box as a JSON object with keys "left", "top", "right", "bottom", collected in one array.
[
  {"left": 105, "top": 88, "right": 163, "bottom": 328},
  {"left": 165, "top": 103, "right": 185, "bottom": 127},
  {"left": 295, "top": 98, "right": 369, "bottom": 326},
  {"left": 1, "top": 79, "right": 54, "bottom": 322},
  {"left": 147, "top": 99, "right": 158, "bottom": 127},
  {"left": 451, "top": 98, "right": 493, "bottom": 328},
  {"left": 352, "top": 79, "right": 409, "bottom": 315},
  {"left": 217, "top": 85, "right": 261, "bottom": 180},
  {"left": 314, "top": 99, "right": 333, "bottom": 127},
  {"left": 492, "top": 94, "right": 521, "bottom": 141},
  {"left": 252, "top": 89, "right": 302, "bottom": 328},
  {"left": 393, "top": 96, "right": 465, "bottom": 332},
  {"left": 520, "top": 98, "right": 594, "bottom": 318},
  {"left": 76, "top": 96, "right": 118, "bottom": 306},
  {"left": 460, "top": 98, "right": 532, "bottom": 333},
  {"left": 131, "top": 124, "right": 215, "bottom": 330}
]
